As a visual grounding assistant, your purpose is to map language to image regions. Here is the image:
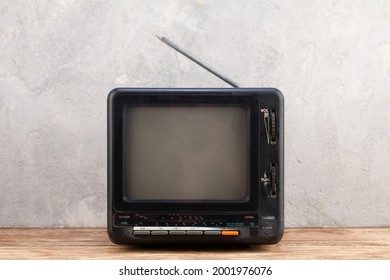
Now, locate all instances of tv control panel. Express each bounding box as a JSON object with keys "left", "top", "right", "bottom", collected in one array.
[{"left": 114, "top": 214, "right": 258, "bottom": 227}]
